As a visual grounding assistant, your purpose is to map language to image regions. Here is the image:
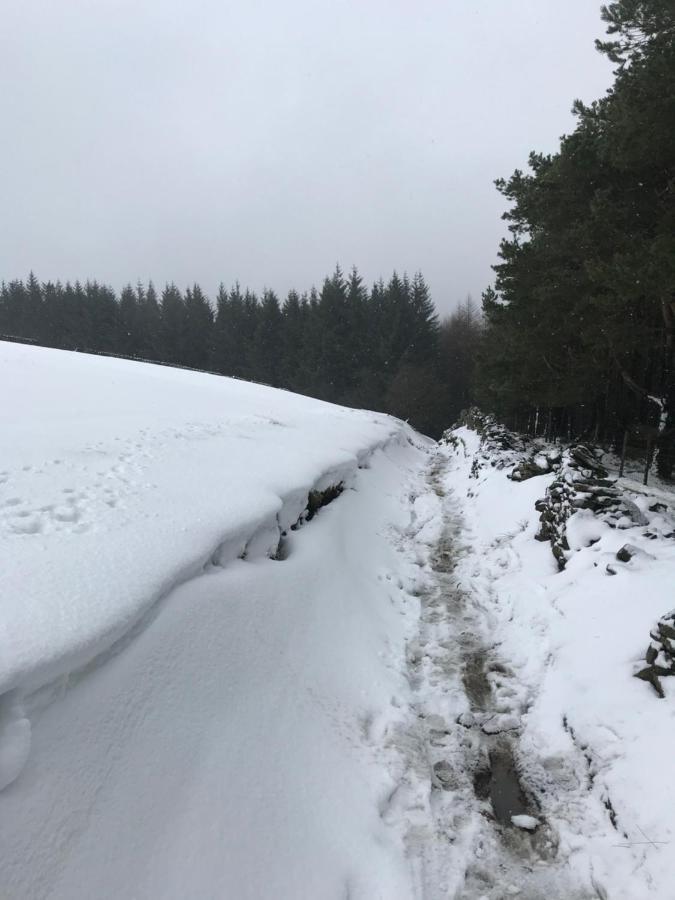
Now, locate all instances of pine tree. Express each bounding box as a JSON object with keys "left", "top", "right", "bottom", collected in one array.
[
  {"left": 160, "top": 284, "right": 187, "bottom": 365},
  {"left": 184, "top": 284, "right": 214, "bottom": 370},
  {"left": 253, "top": 289, "right": 283, "bottom": 385},
  {"left": 280, "top": 289, "right": 307, "bottom": 391}
]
